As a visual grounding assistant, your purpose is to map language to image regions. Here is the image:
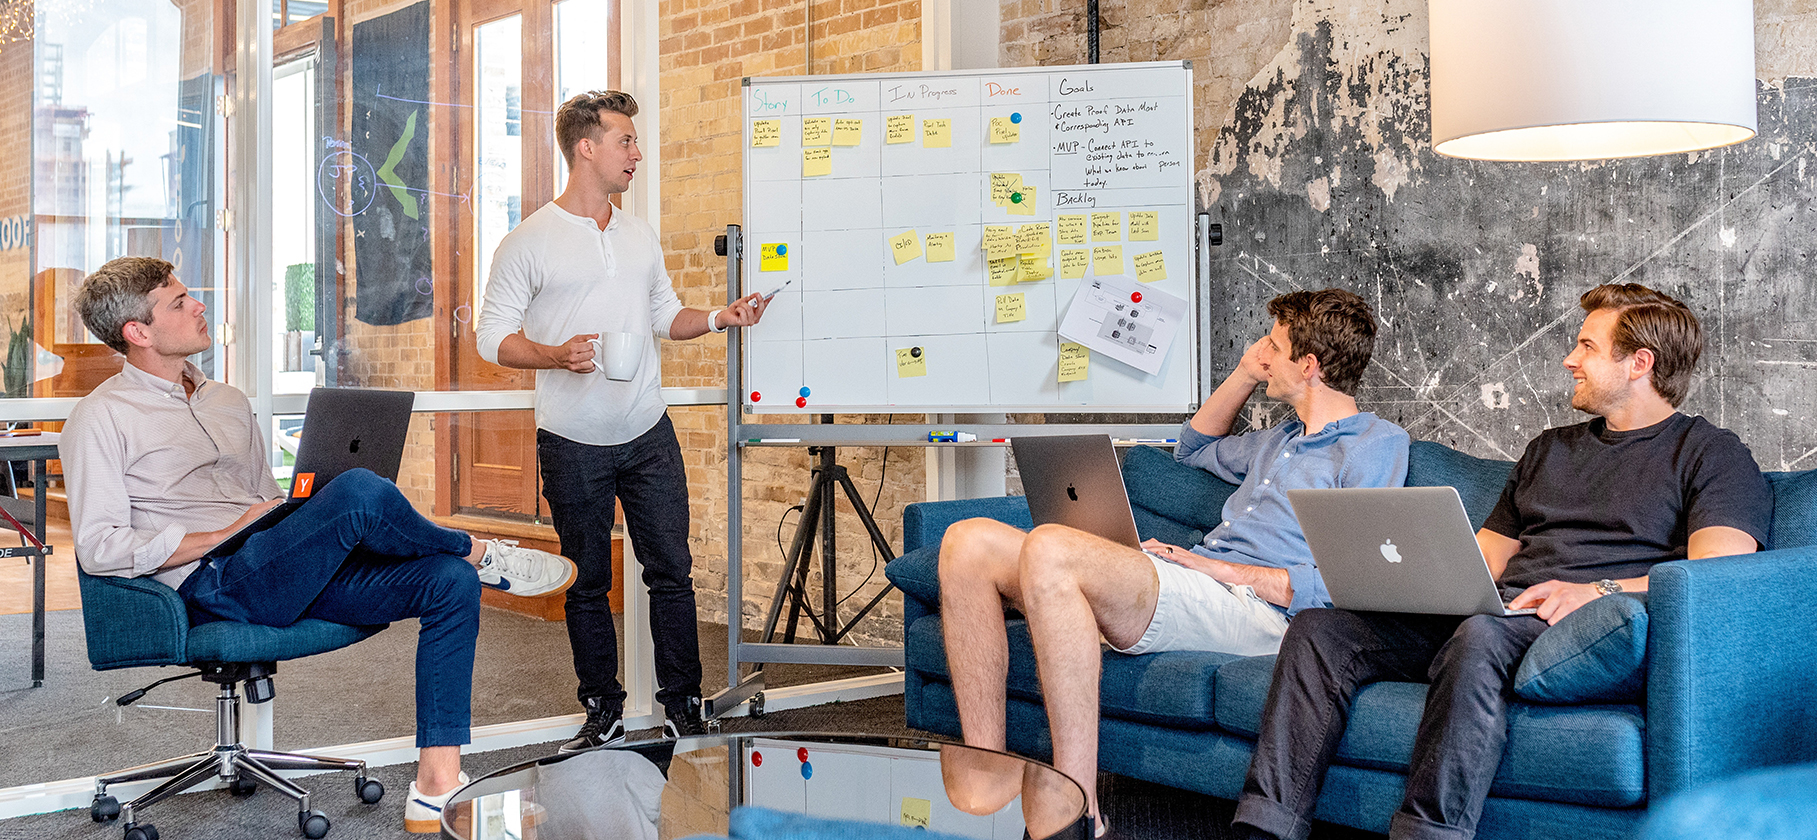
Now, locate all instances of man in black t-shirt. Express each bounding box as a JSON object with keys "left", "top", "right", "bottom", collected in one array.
[{"left": 1234, "top": 284, "right": 1772, "bottom": 840}]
